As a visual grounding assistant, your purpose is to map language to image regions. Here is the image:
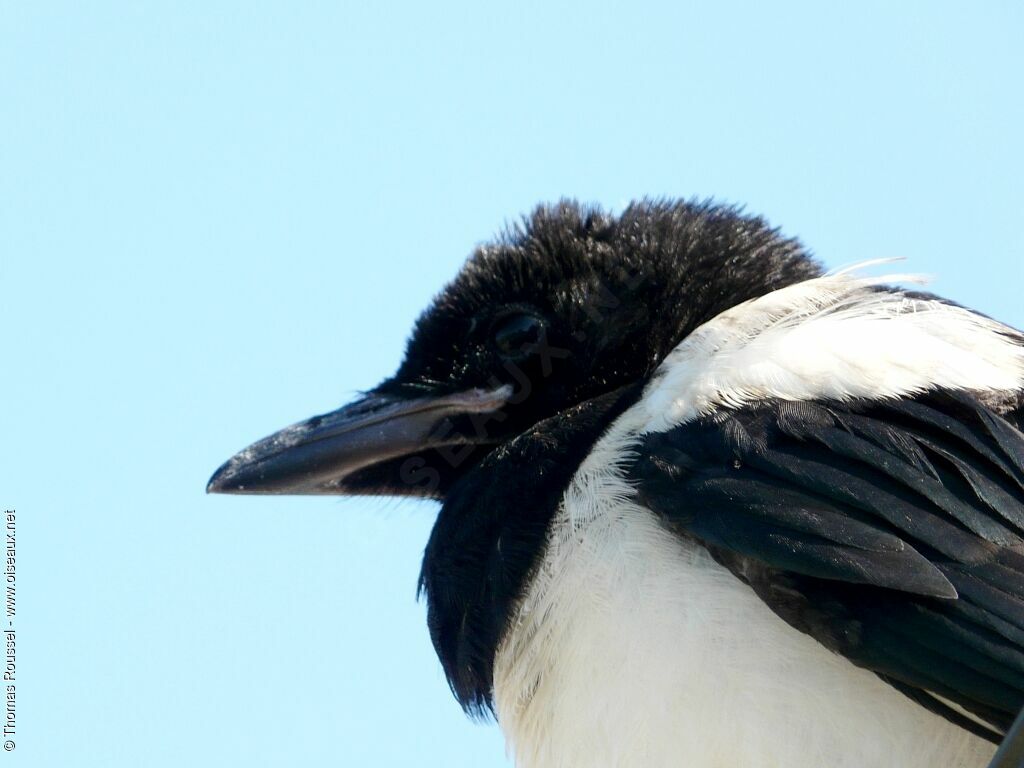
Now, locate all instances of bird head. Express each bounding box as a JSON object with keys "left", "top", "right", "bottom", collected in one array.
[{"left": 207, "top": 200, "right": 819, "bottom": 501}]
